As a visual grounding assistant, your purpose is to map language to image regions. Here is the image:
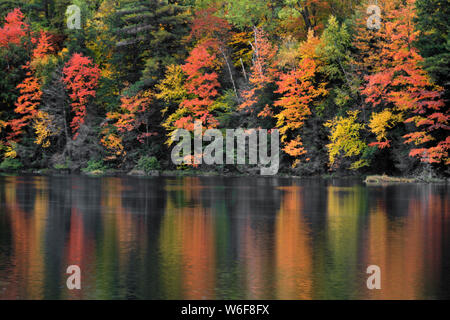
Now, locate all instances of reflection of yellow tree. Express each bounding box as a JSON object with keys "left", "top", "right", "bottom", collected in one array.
[
  {"left": 160, "top": 178, "right": 216, "bottom": 299},
  {"left": 1, "top": 177, "right": 47, "bottom": 299},
  {"left": 323, "top": 186, "right": 365, "bottom": 299},
  {"left": 275, "top": 186, "right": 312, "bottom": 299},
  {"left": 97, "top": 178, "right": 144, "bottom": 299}
]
